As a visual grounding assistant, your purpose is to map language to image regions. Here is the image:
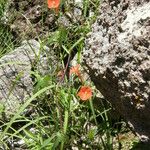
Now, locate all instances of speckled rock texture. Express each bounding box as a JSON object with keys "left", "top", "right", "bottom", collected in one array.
[
  {"left": 0, "top": 40, "right": 58, "bottom": 117},
  {"left": 83, "top": 0, "right": 150, "bottom": 142}
]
